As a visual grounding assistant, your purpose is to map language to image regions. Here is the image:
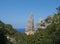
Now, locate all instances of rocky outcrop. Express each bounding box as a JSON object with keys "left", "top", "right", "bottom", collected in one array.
[
  {"left": 25, "top": 13, "right": 34, "bottom": 35},
  {"left": 35, "top": 18, "right": 47, "bottom": 31},
  {"left": 25, "top": 13, "right": 58, "bottom": 35}
]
